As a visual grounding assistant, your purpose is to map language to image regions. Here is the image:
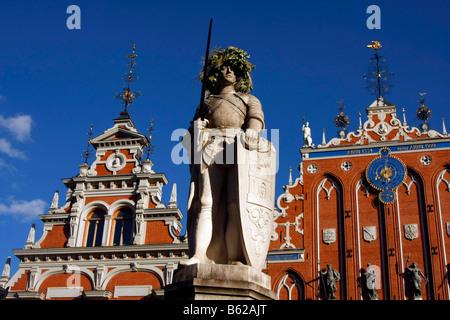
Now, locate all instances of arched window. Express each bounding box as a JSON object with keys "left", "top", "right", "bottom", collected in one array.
[
  {"left": 277, "top": 272, "right": 305, "bottom": 300},
  {"left": 112, "top": 208, "right": 133, "bottom": 246},
  {"left": 85, "top": 209, "right": 105, "bottom": 247}
]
